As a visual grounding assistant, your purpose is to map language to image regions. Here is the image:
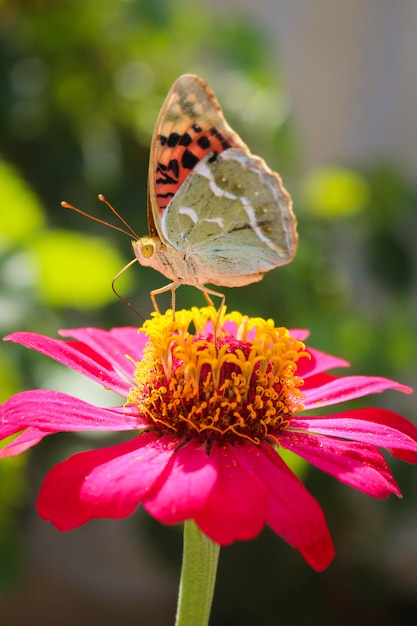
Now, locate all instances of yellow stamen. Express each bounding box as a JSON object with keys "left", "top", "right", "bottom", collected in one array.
[{"left": 127, "top": 307, "right": 307, "bottom": 445}]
